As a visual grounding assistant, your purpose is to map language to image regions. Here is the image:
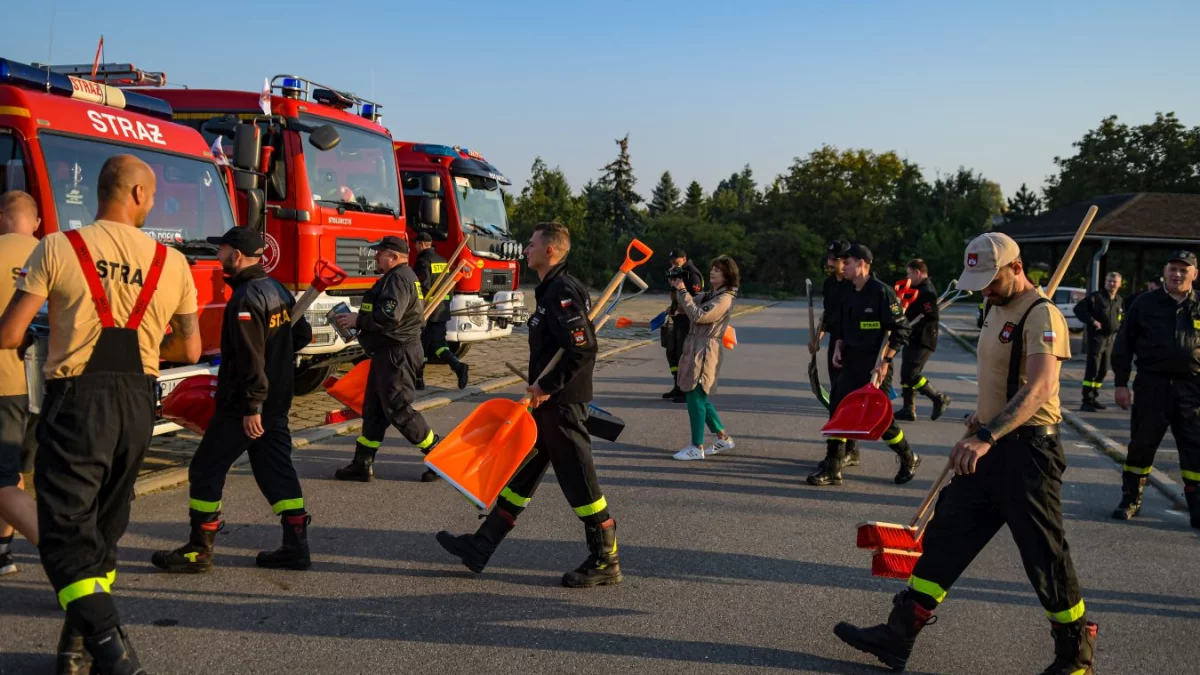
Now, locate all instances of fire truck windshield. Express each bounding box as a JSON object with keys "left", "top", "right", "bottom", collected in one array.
[
  {"left": 453, "top": 174, "right": 509, "bottom": 235},
  {"left": 38, "top": 133, "right": 236, "bottom": 253},
  {"left": 300, "top": 116, "right": 400, "bottom": 217}
]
